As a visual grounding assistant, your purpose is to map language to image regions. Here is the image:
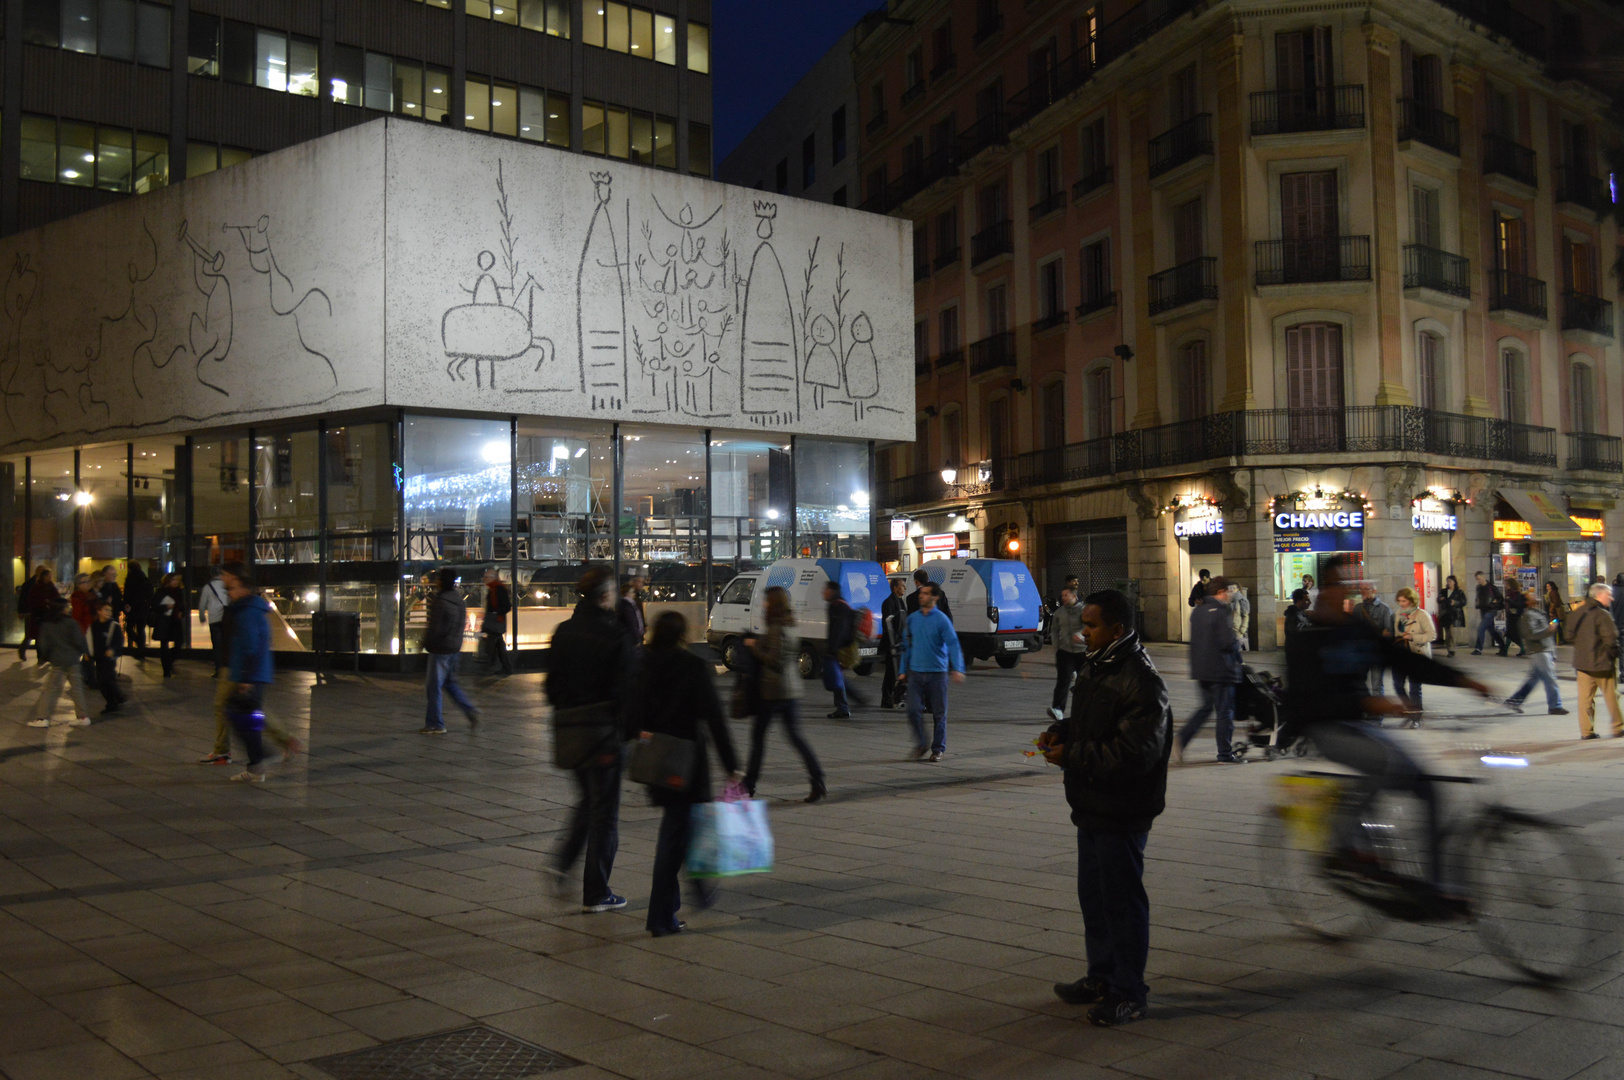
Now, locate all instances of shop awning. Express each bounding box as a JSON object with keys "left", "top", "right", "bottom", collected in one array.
[{"left": 1497, "top": 489, "right": 1582, "bottom": 539}]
